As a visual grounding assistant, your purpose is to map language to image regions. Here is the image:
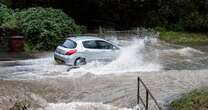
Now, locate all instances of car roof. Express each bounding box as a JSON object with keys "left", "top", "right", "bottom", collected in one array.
[{"left": 67, "top": 36, "right": 104, "bottom": 42}]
